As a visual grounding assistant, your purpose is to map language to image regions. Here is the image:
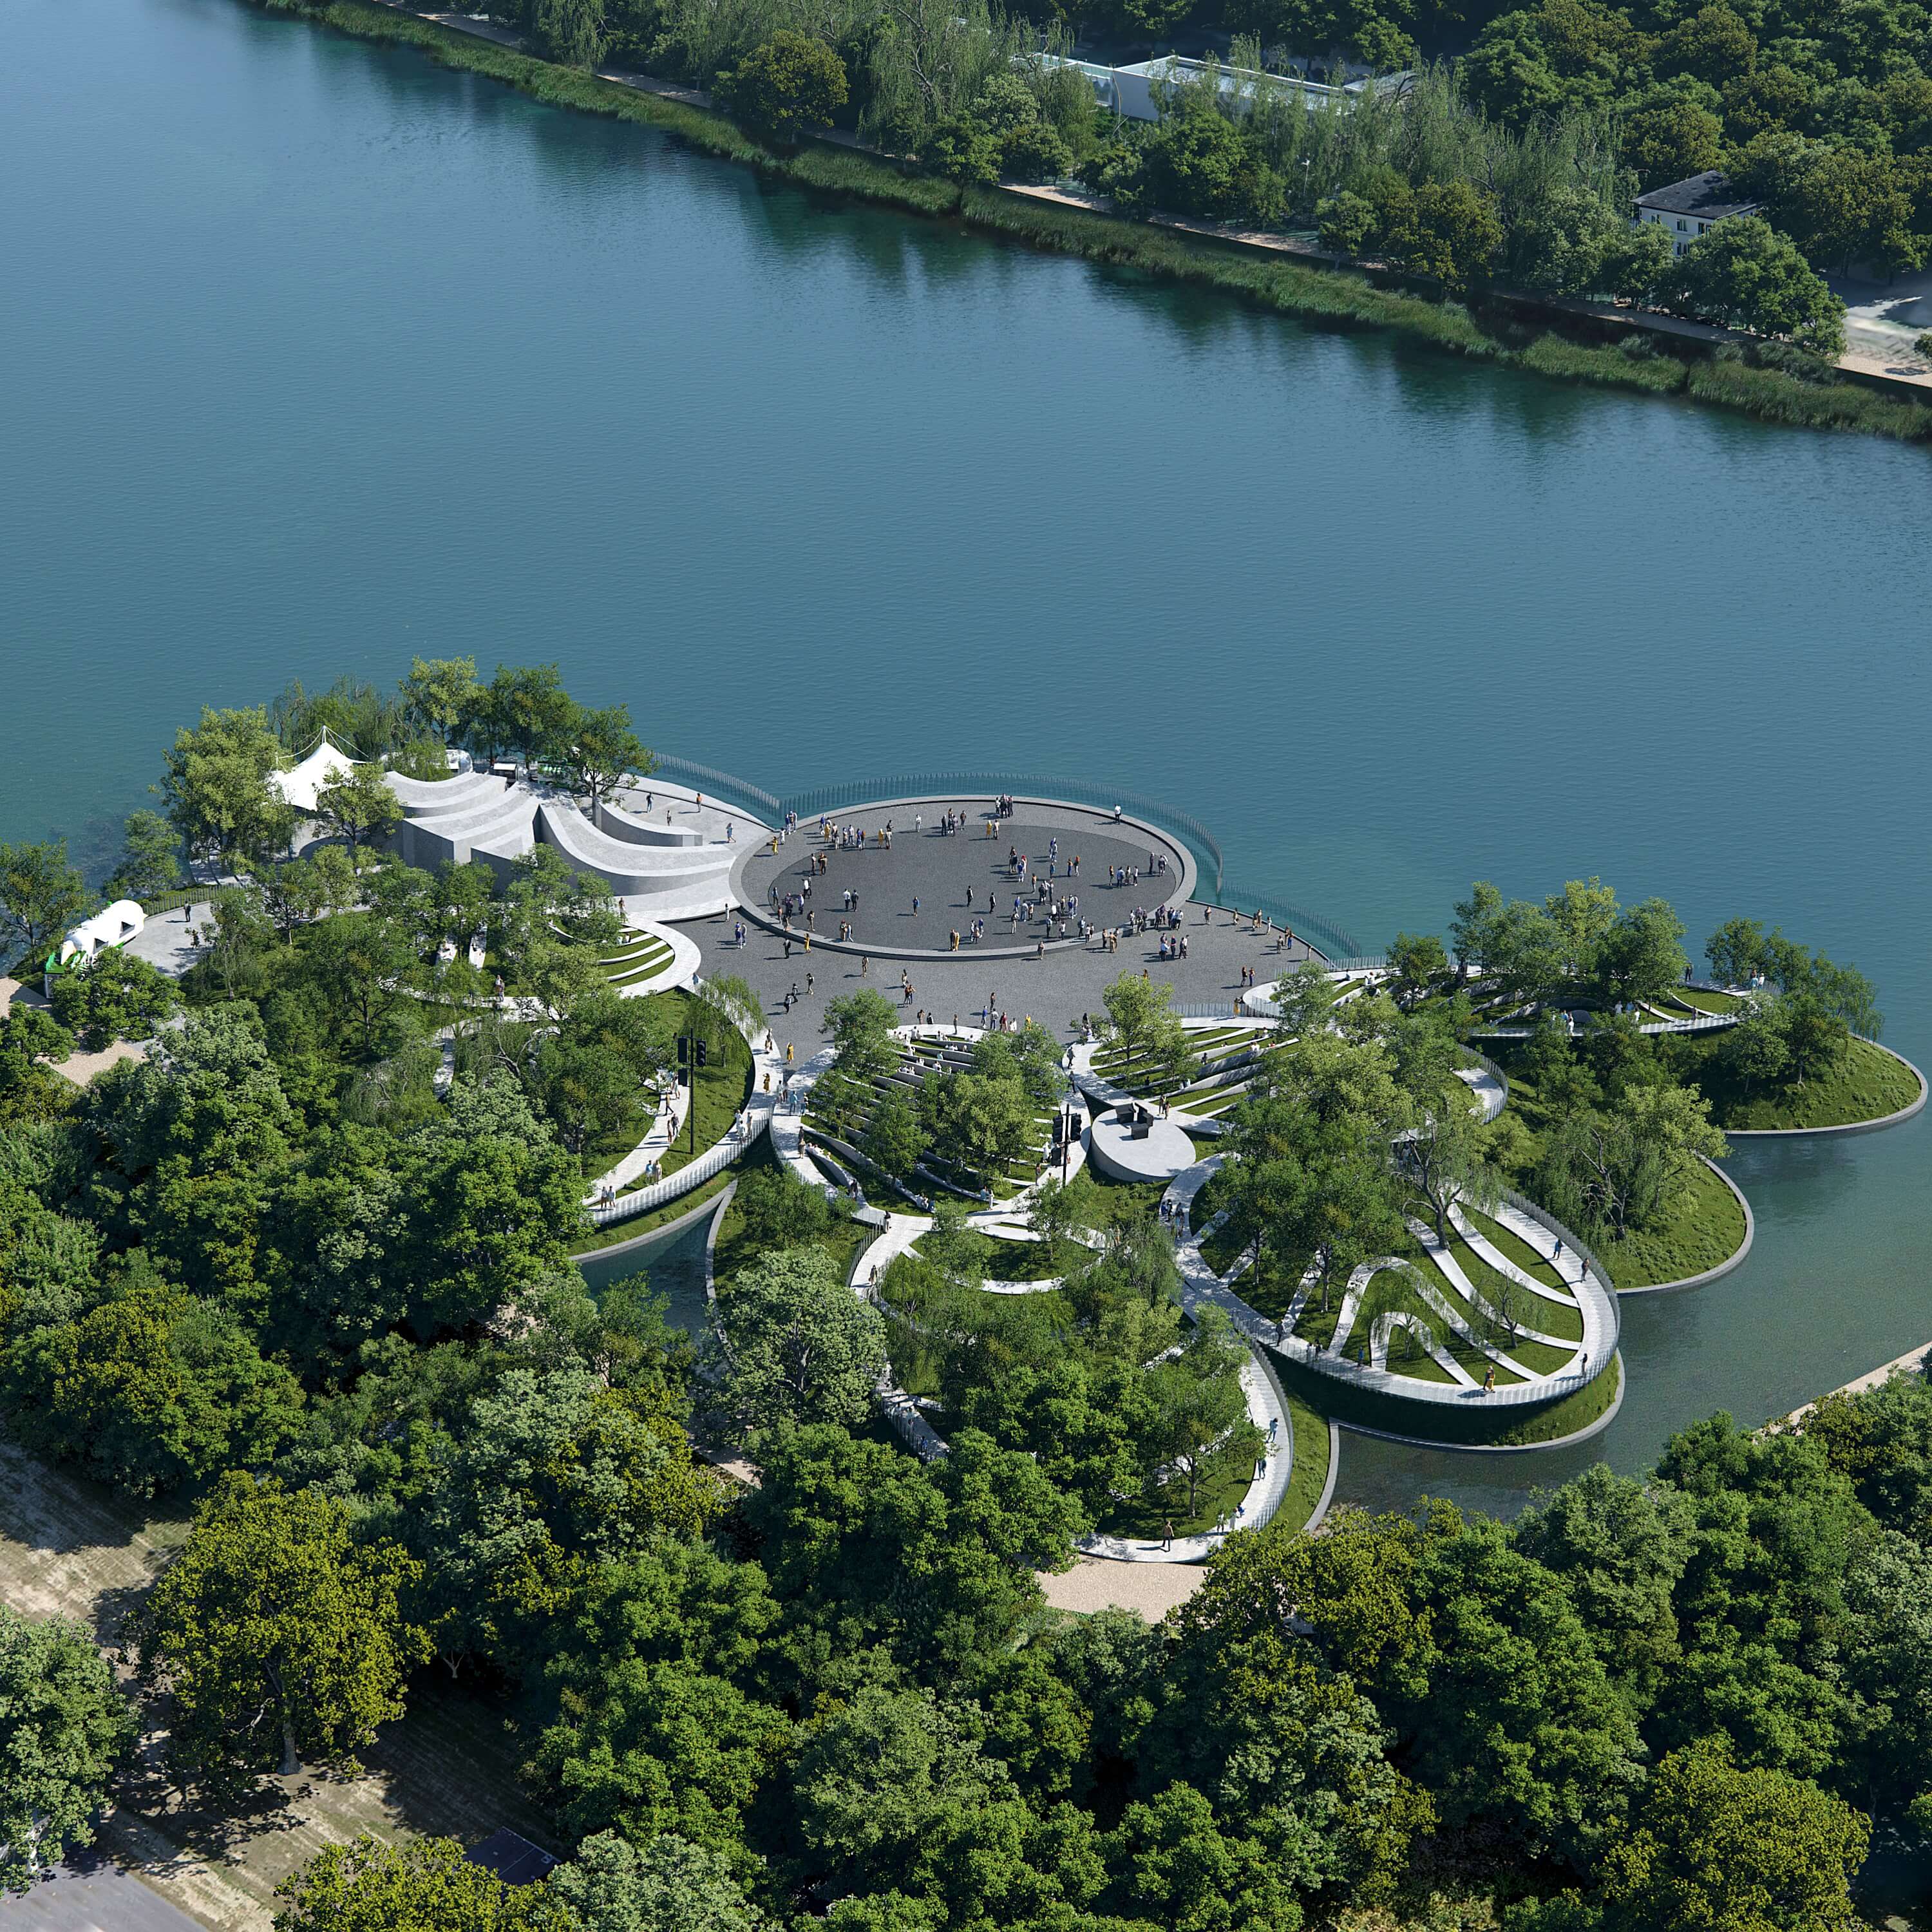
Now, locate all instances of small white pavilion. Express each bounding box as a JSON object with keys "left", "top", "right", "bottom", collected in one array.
[{"left": 269, "top": 730, "right": 359, "bottom": 813}]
